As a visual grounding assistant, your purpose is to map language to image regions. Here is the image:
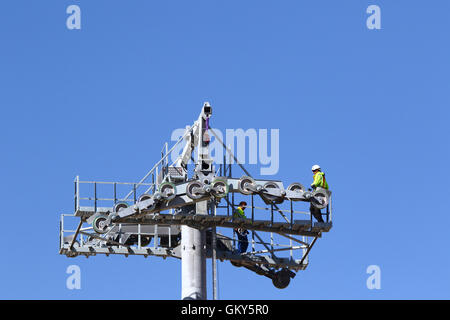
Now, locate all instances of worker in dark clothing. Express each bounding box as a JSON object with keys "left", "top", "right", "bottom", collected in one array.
[
  {"left": 233, "top": 201, "right": 249, "bottom": 254},
  {"left": 309, "top": 164, "right": 329, "bottom": 223}
]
